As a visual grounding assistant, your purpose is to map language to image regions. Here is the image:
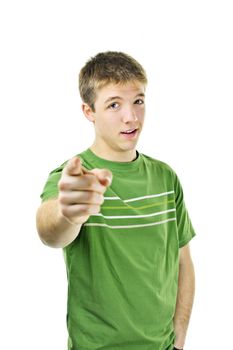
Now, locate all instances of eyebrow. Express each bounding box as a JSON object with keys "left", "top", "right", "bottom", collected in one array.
[{"left": 104, "top": 93, "right": 145, "bottom": 105}]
